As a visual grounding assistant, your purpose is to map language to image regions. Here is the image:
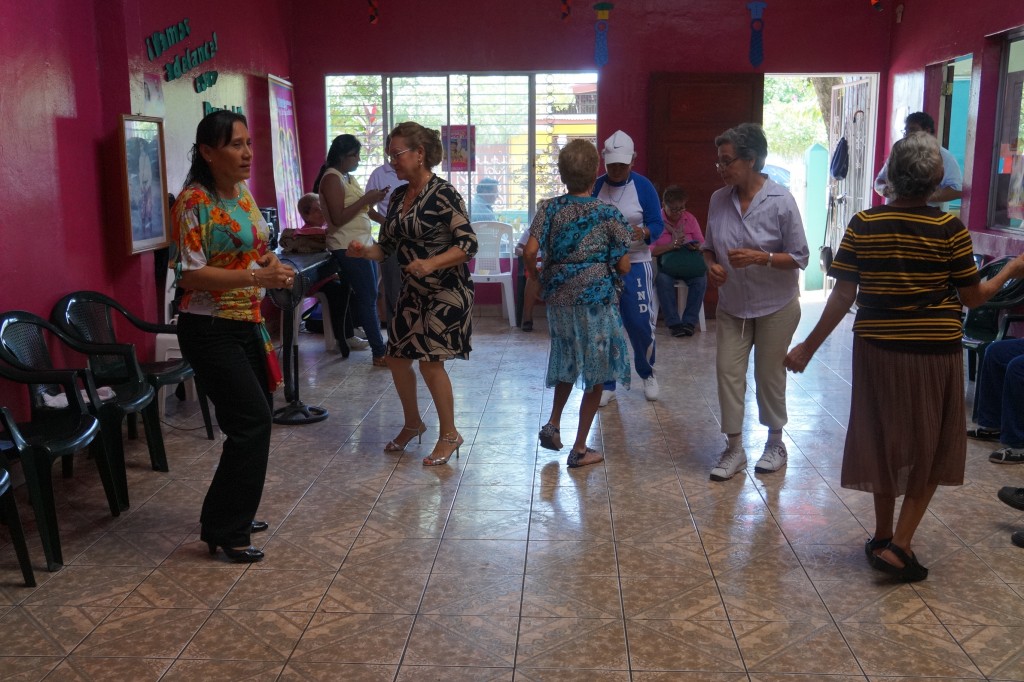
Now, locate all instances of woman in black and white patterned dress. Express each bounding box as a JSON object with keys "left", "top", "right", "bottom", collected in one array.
[{"left": 348, "top": 121, "right": 477, "bottom": 466}]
